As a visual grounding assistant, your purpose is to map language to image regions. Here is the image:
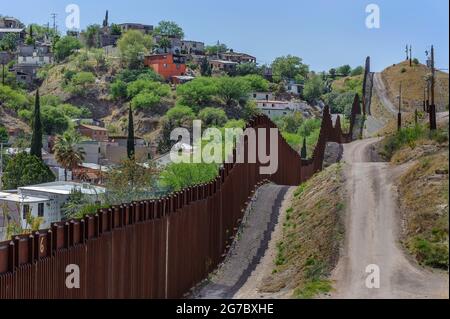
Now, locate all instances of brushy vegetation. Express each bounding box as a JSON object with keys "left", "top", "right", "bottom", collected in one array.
[
  {"left": 397, "top": 151, "right": 449, "bottom": 269},
  {"left": 260, "top": 163, "right": 346, "bottom": 298},
  {"left": 381, "top": 124, "right": 449, "bottom": 160}
]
